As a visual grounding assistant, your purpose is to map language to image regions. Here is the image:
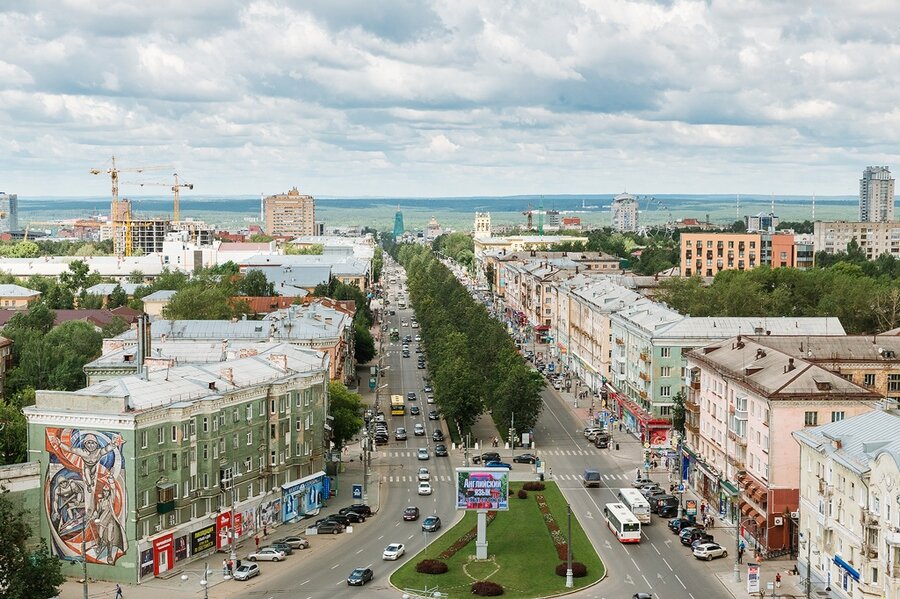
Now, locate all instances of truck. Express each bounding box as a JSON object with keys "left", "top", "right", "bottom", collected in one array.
[{"left": 582, "top": 469, "right": 602, "bottom": 488}]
